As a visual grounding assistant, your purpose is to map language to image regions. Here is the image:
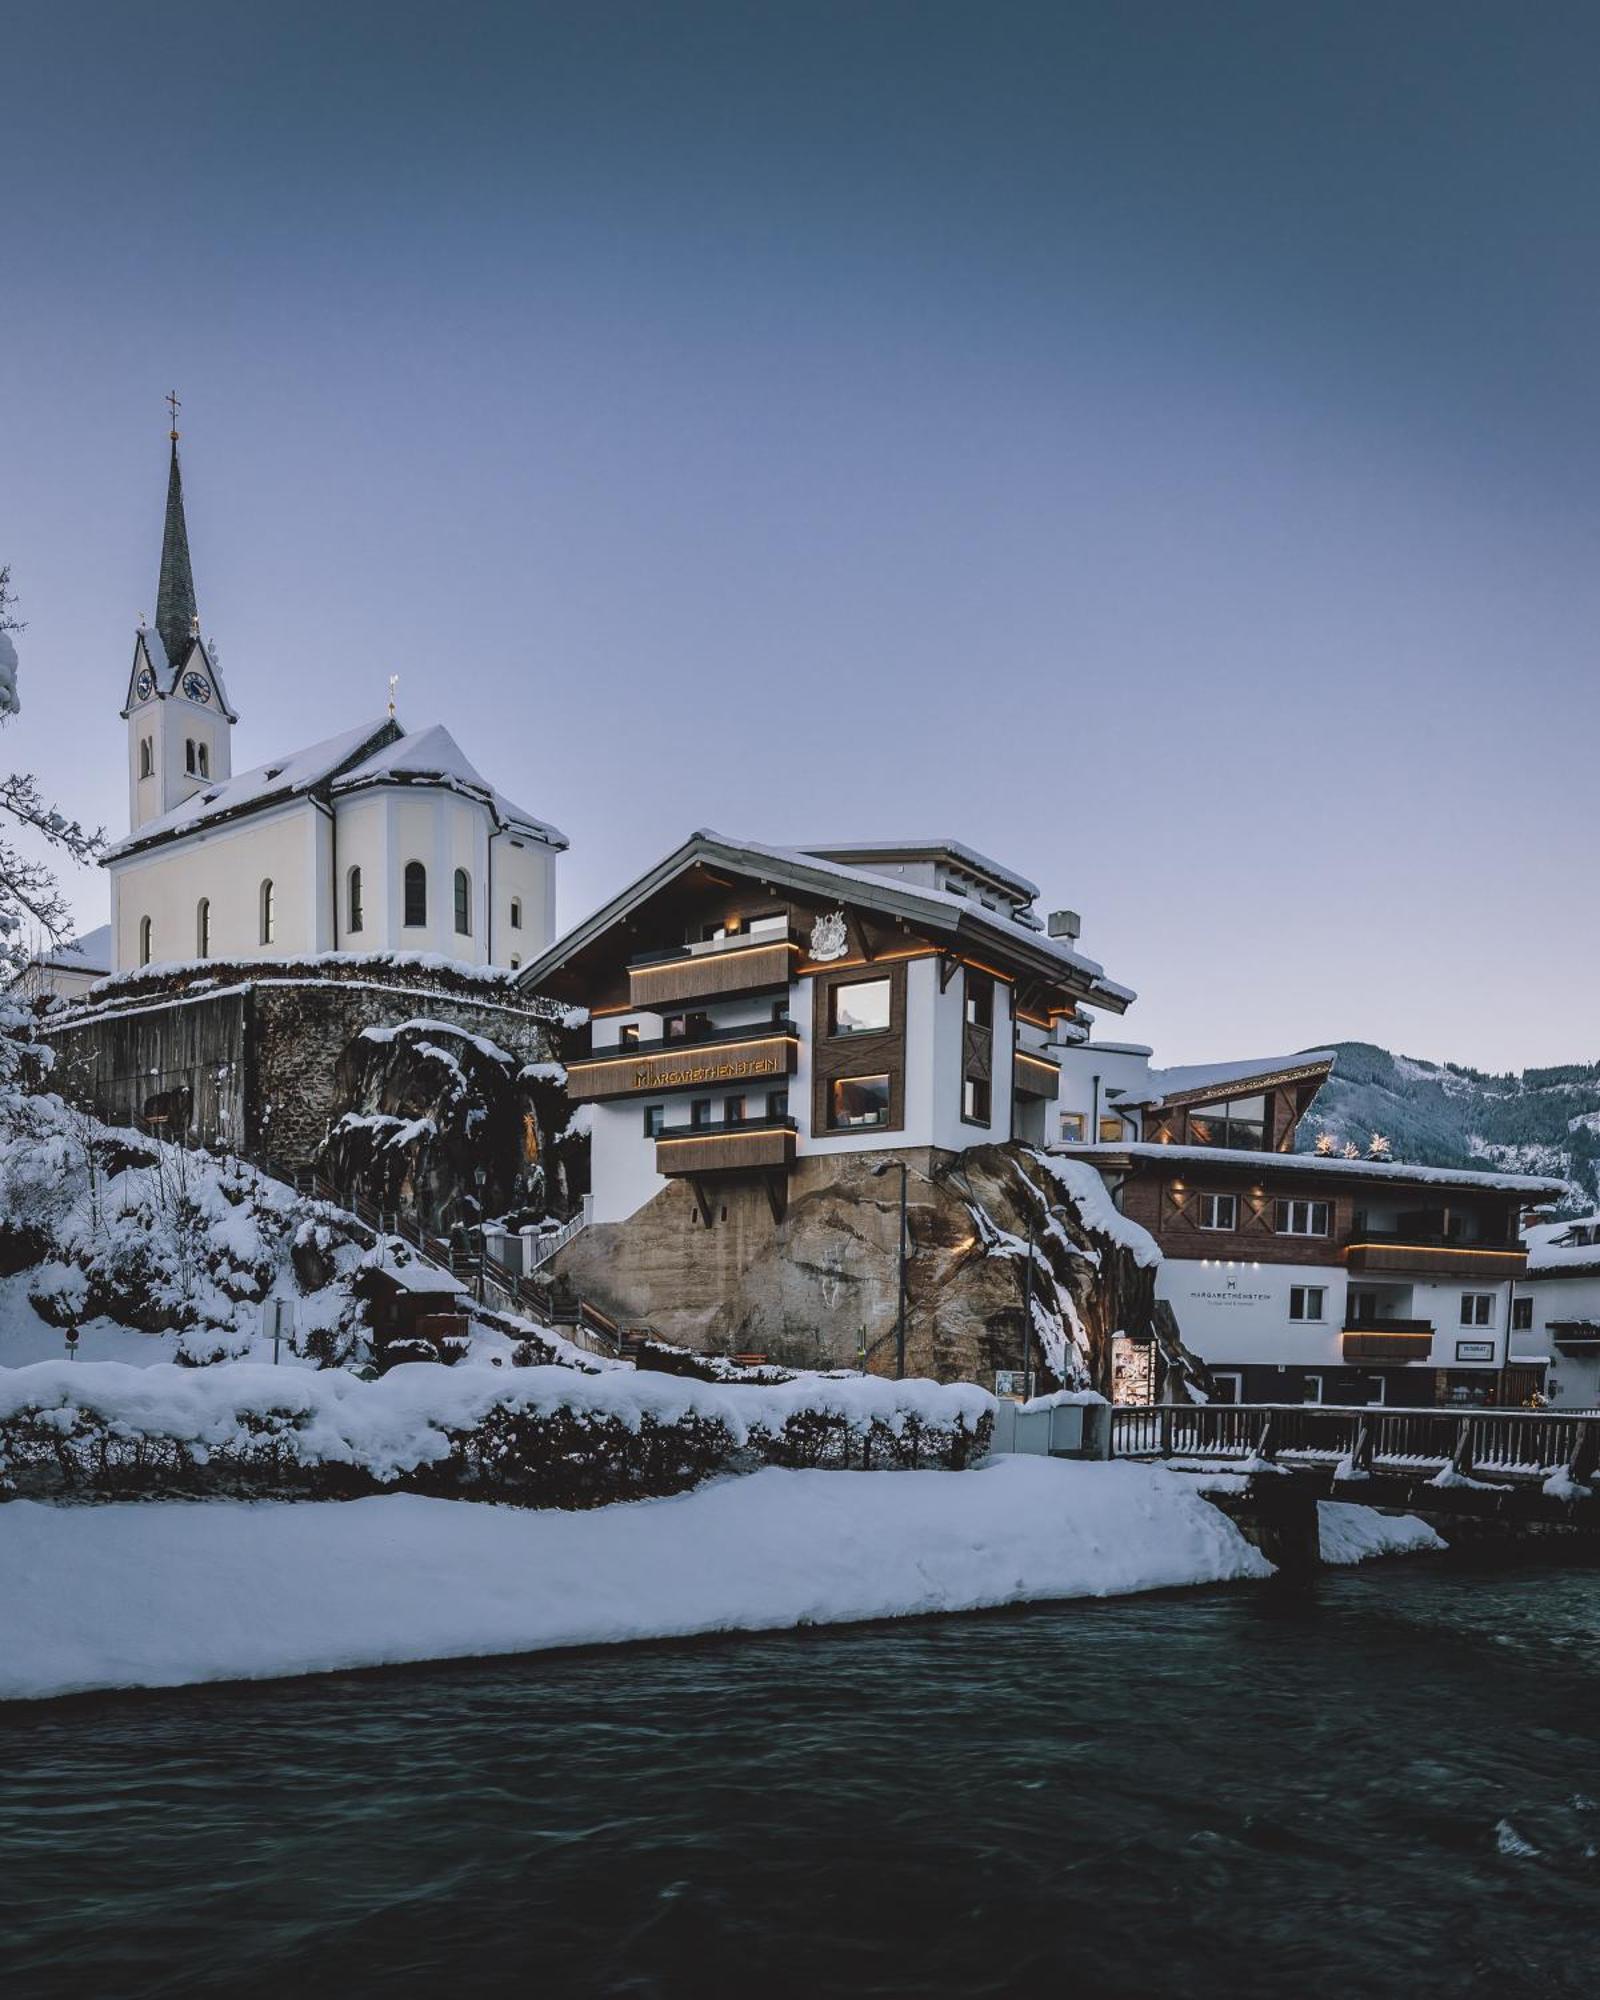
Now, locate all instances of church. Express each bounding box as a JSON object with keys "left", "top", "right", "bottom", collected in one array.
[{"left": 101, "top": 421, "right": 565, "bottom": 976}]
